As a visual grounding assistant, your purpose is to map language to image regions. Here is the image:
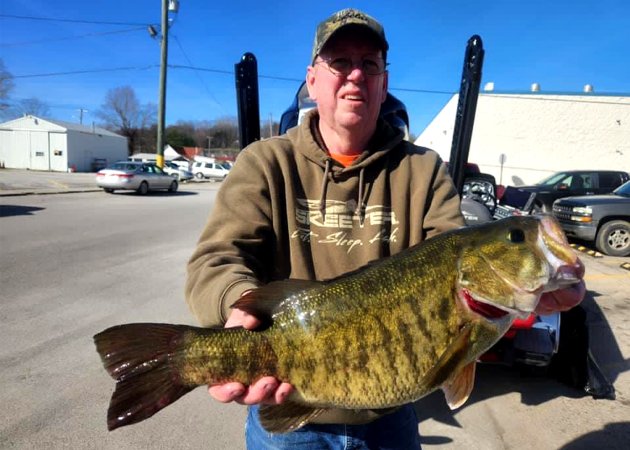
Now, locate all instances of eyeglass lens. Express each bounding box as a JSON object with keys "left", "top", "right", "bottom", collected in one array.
[{"left": 324, "top": 57, "right": 385, "bottom": 76}]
